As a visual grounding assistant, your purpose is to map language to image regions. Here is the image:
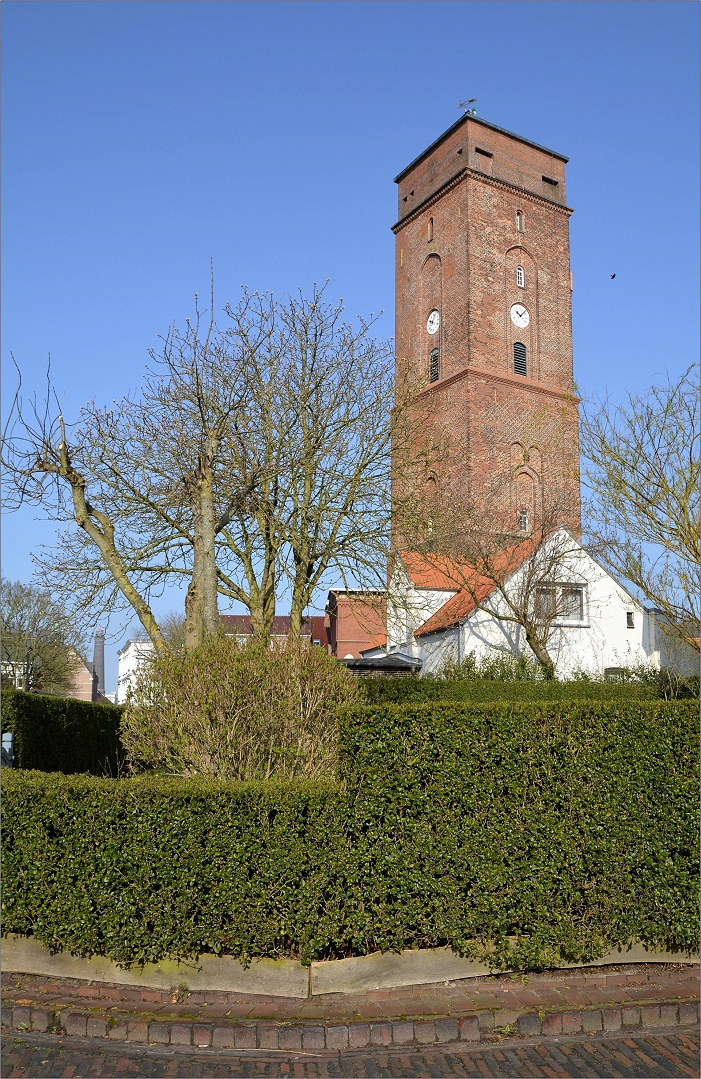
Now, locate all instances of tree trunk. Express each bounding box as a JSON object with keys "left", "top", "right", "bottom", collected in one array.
[
  {"left": 65, "top": 456, "right": 166, "bottom": 652},
  {"left": 523, "top": 626, "right": 556, "bottom": 679},
  {"left": 184, "top": 455, "right": 220, "bottom": 651}
]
